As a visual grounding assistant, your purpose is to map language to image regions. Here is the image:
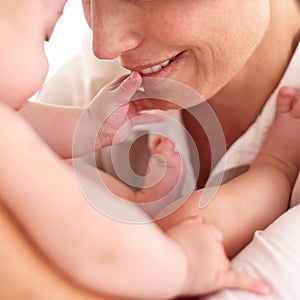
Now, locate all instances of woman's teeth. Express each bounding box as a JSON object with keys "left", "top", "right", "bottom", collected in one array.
[{"left": 140, "top": 59, "right": 172, "bottom": 75}]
